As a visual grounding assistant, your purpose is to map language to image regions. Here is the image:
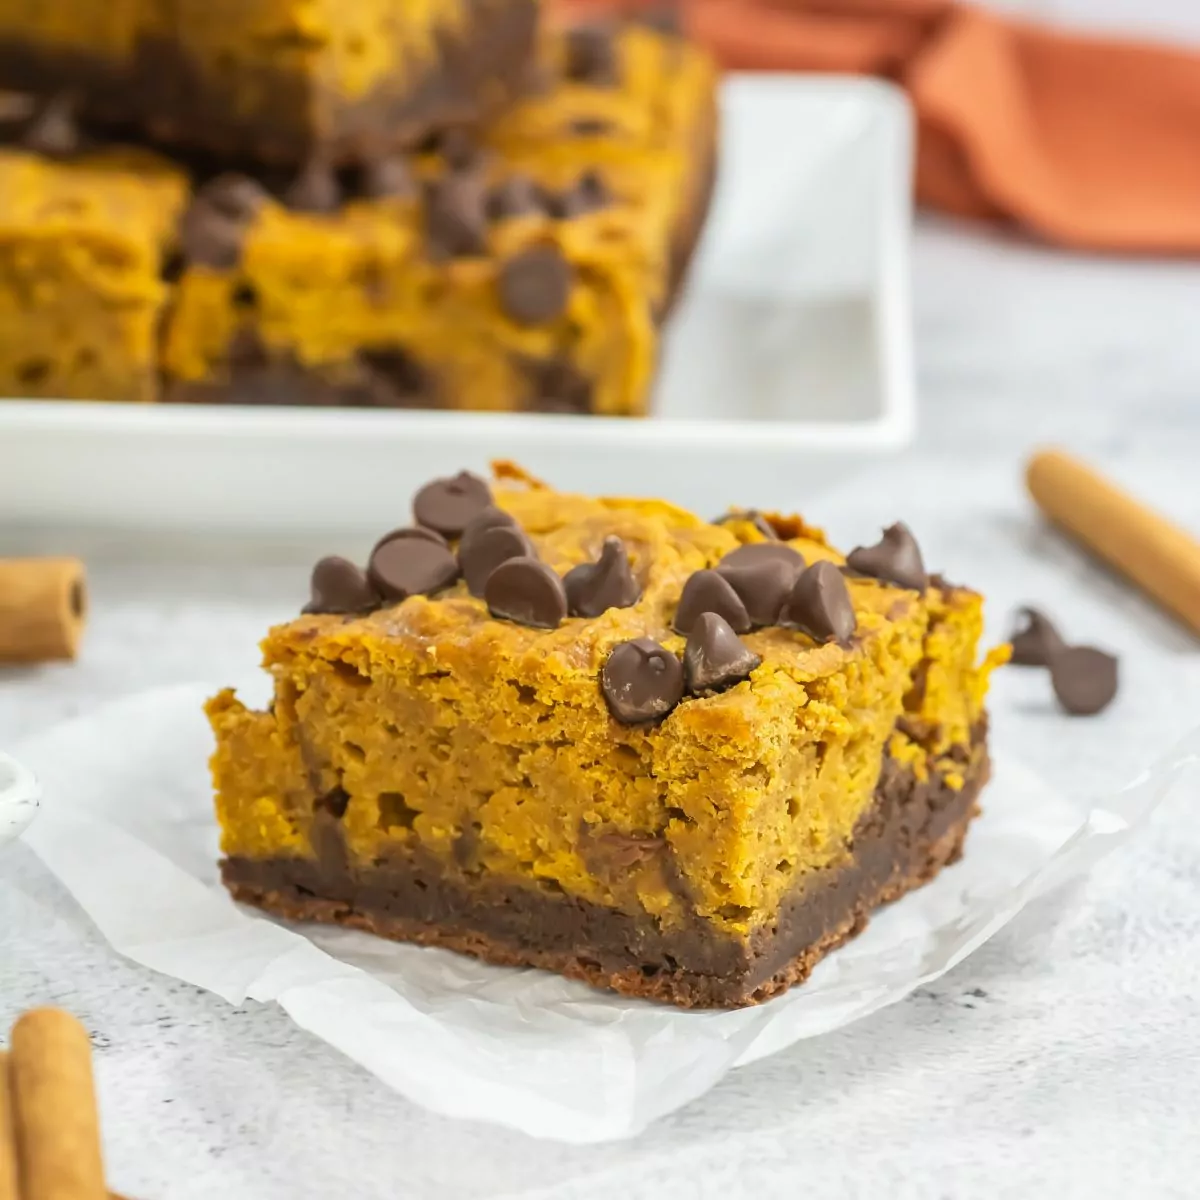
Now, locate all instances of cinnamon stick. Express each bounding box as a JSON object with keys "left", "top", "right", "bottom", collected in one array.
[
  {"left": 0, "top": 558, "right": 87, "bottom": 663},
  {"left": 10, "top": 1008, "right": 106, "bottom": 1200},
  {"left": 1026, "top": 449, "right": 1200, "bottom": 636},
  {"left": 0, "top": 1053, "right": 18, "bottom": 1200}
]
